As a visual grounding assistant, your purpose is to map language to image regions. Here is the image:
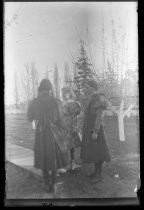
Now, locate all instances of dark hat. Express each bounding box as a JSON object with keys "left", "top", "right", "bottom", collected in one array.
[
  {"left": 99, "top": 92, "right": 105, "bottom": 97},
  {"left": 86, "top": 80, "right": 98, "bottom": 90},
  {"left": 38, "top": 79, "right": 52, "bottom": 93}
]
